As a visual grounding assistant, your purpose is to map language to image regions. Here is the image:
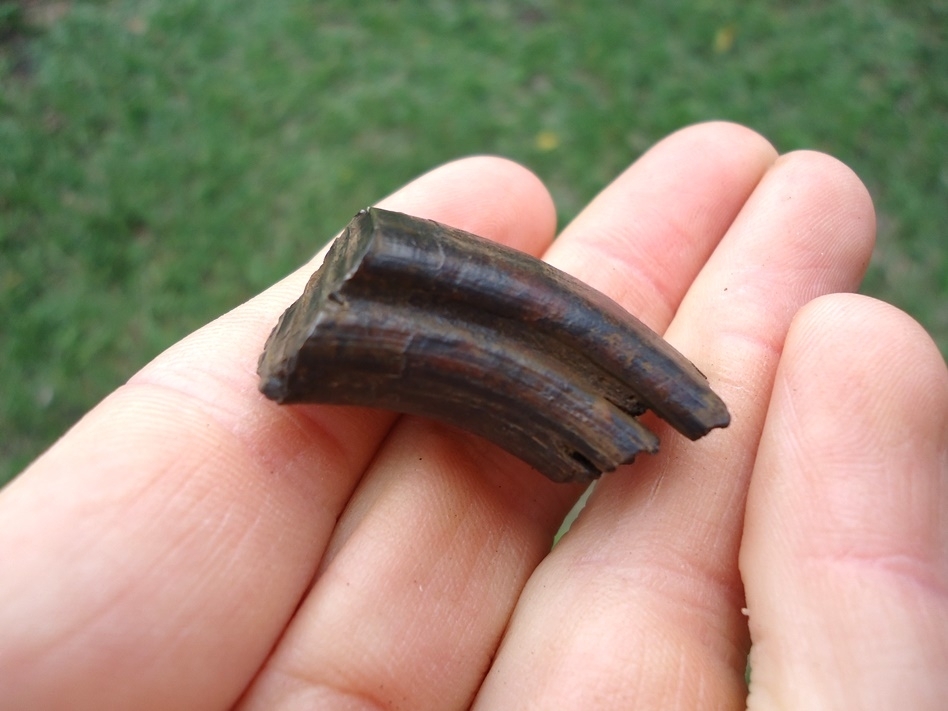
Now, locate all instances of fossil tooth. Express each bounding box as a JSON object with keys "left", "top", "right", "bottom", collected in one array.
[{"left": 257, "top": 207, "right": 729, "bottom": 483}]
